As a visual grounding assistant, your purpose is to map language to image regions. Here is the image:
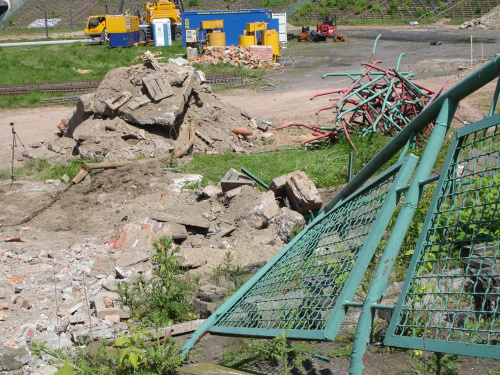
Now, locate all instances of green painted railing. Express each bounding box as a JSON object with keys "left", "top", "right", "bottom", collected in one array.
[{"left": 181, "top": 56, "right": 500, "bottom": 373}]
